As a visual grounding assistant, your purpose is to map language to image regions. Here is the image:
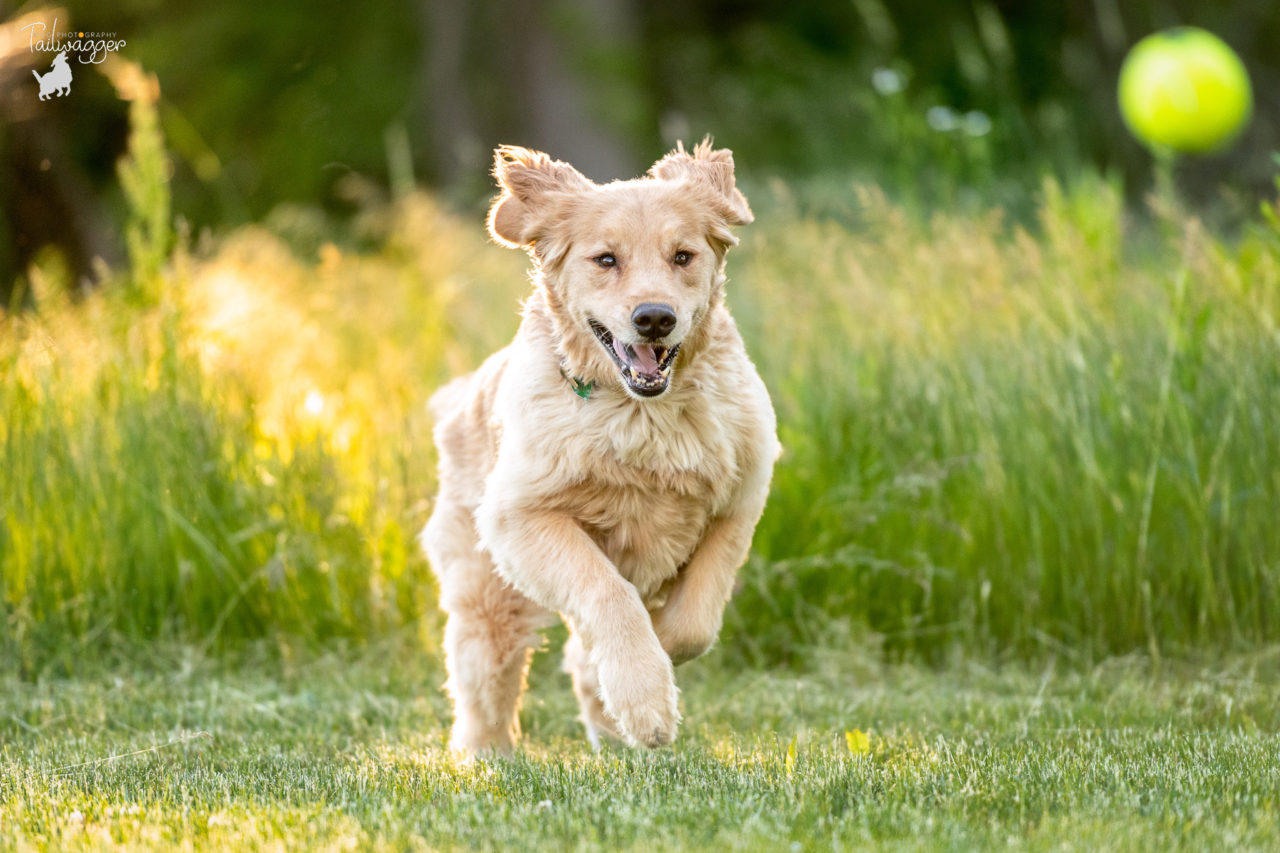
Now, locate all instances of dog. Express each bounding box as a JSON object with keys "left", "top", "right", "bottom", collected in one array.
[
  {"left": 32, "top": 51, "right": 72, "bottom": 100},
  {"left": 421, "top": 140, "right": 779, "bottom": 755}
]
